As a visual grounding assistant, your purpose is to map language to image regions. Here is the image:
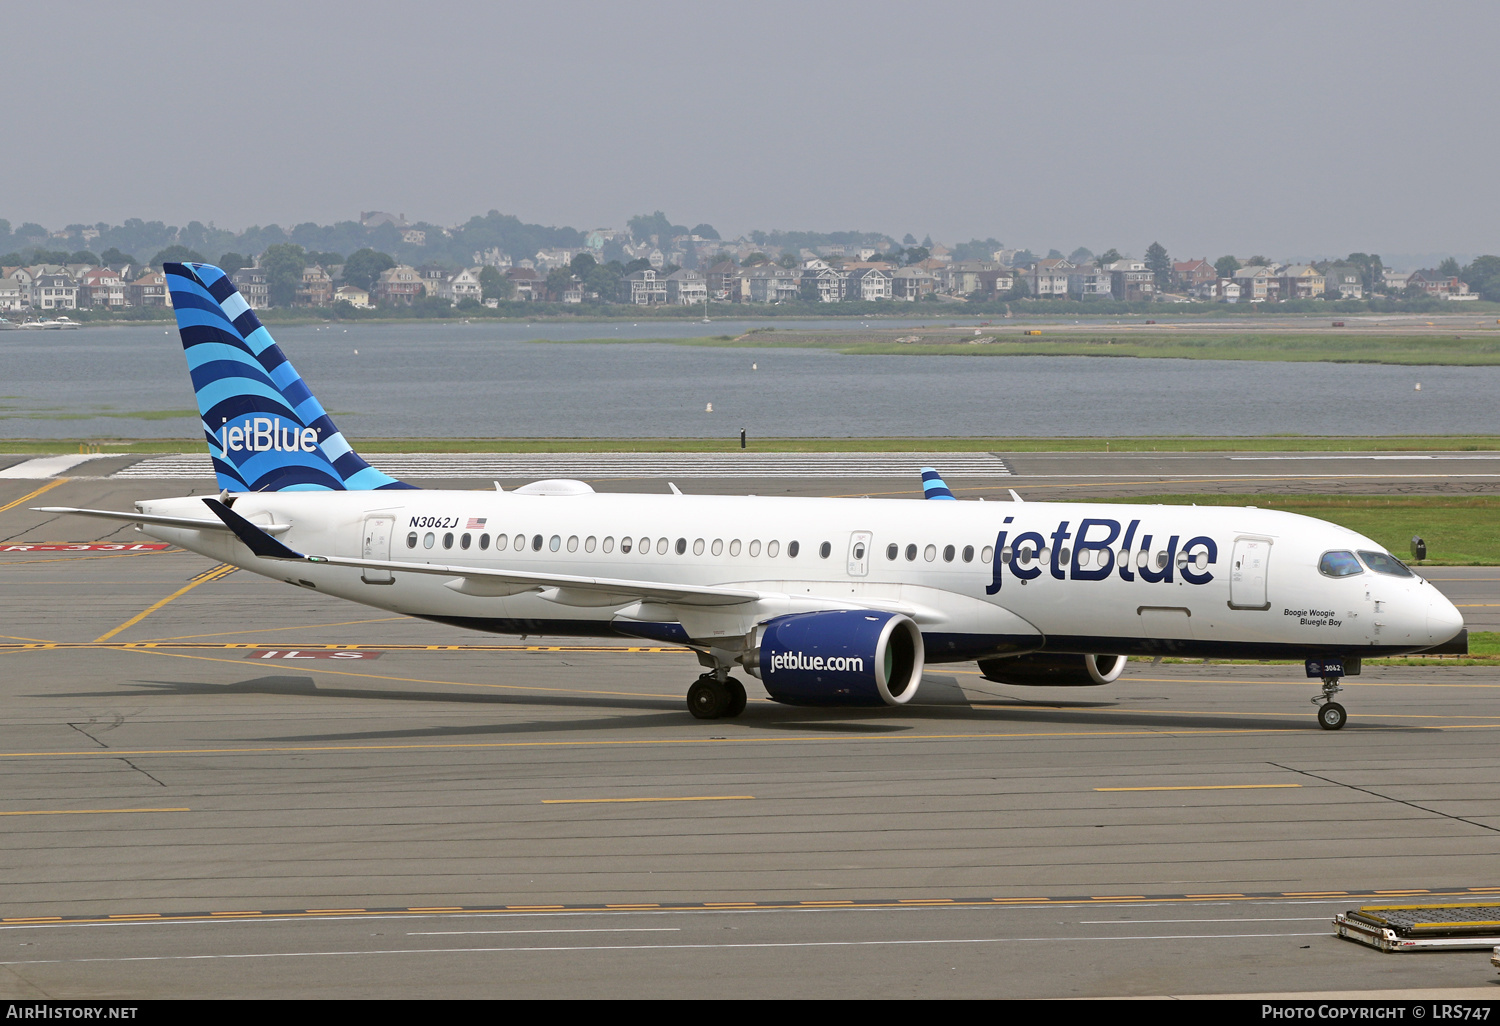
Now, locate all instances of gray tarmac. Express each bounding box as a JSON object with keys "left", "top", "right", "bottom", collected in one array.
[{"left": 1, "top": 469, "right": 1499, "bottom": 999}]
